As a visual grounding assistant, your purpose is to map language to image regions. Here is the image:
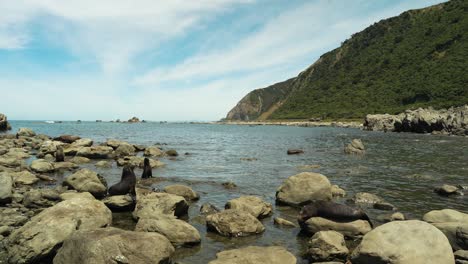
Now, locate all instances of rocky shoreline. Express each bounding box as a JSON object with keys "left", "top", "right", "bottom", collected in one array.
[
  {"left": 212, "top": 120, "right": 363, "bottom": 129},
  {"left": 0, "top": 127, "right": 466, "bottom": 263}
]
